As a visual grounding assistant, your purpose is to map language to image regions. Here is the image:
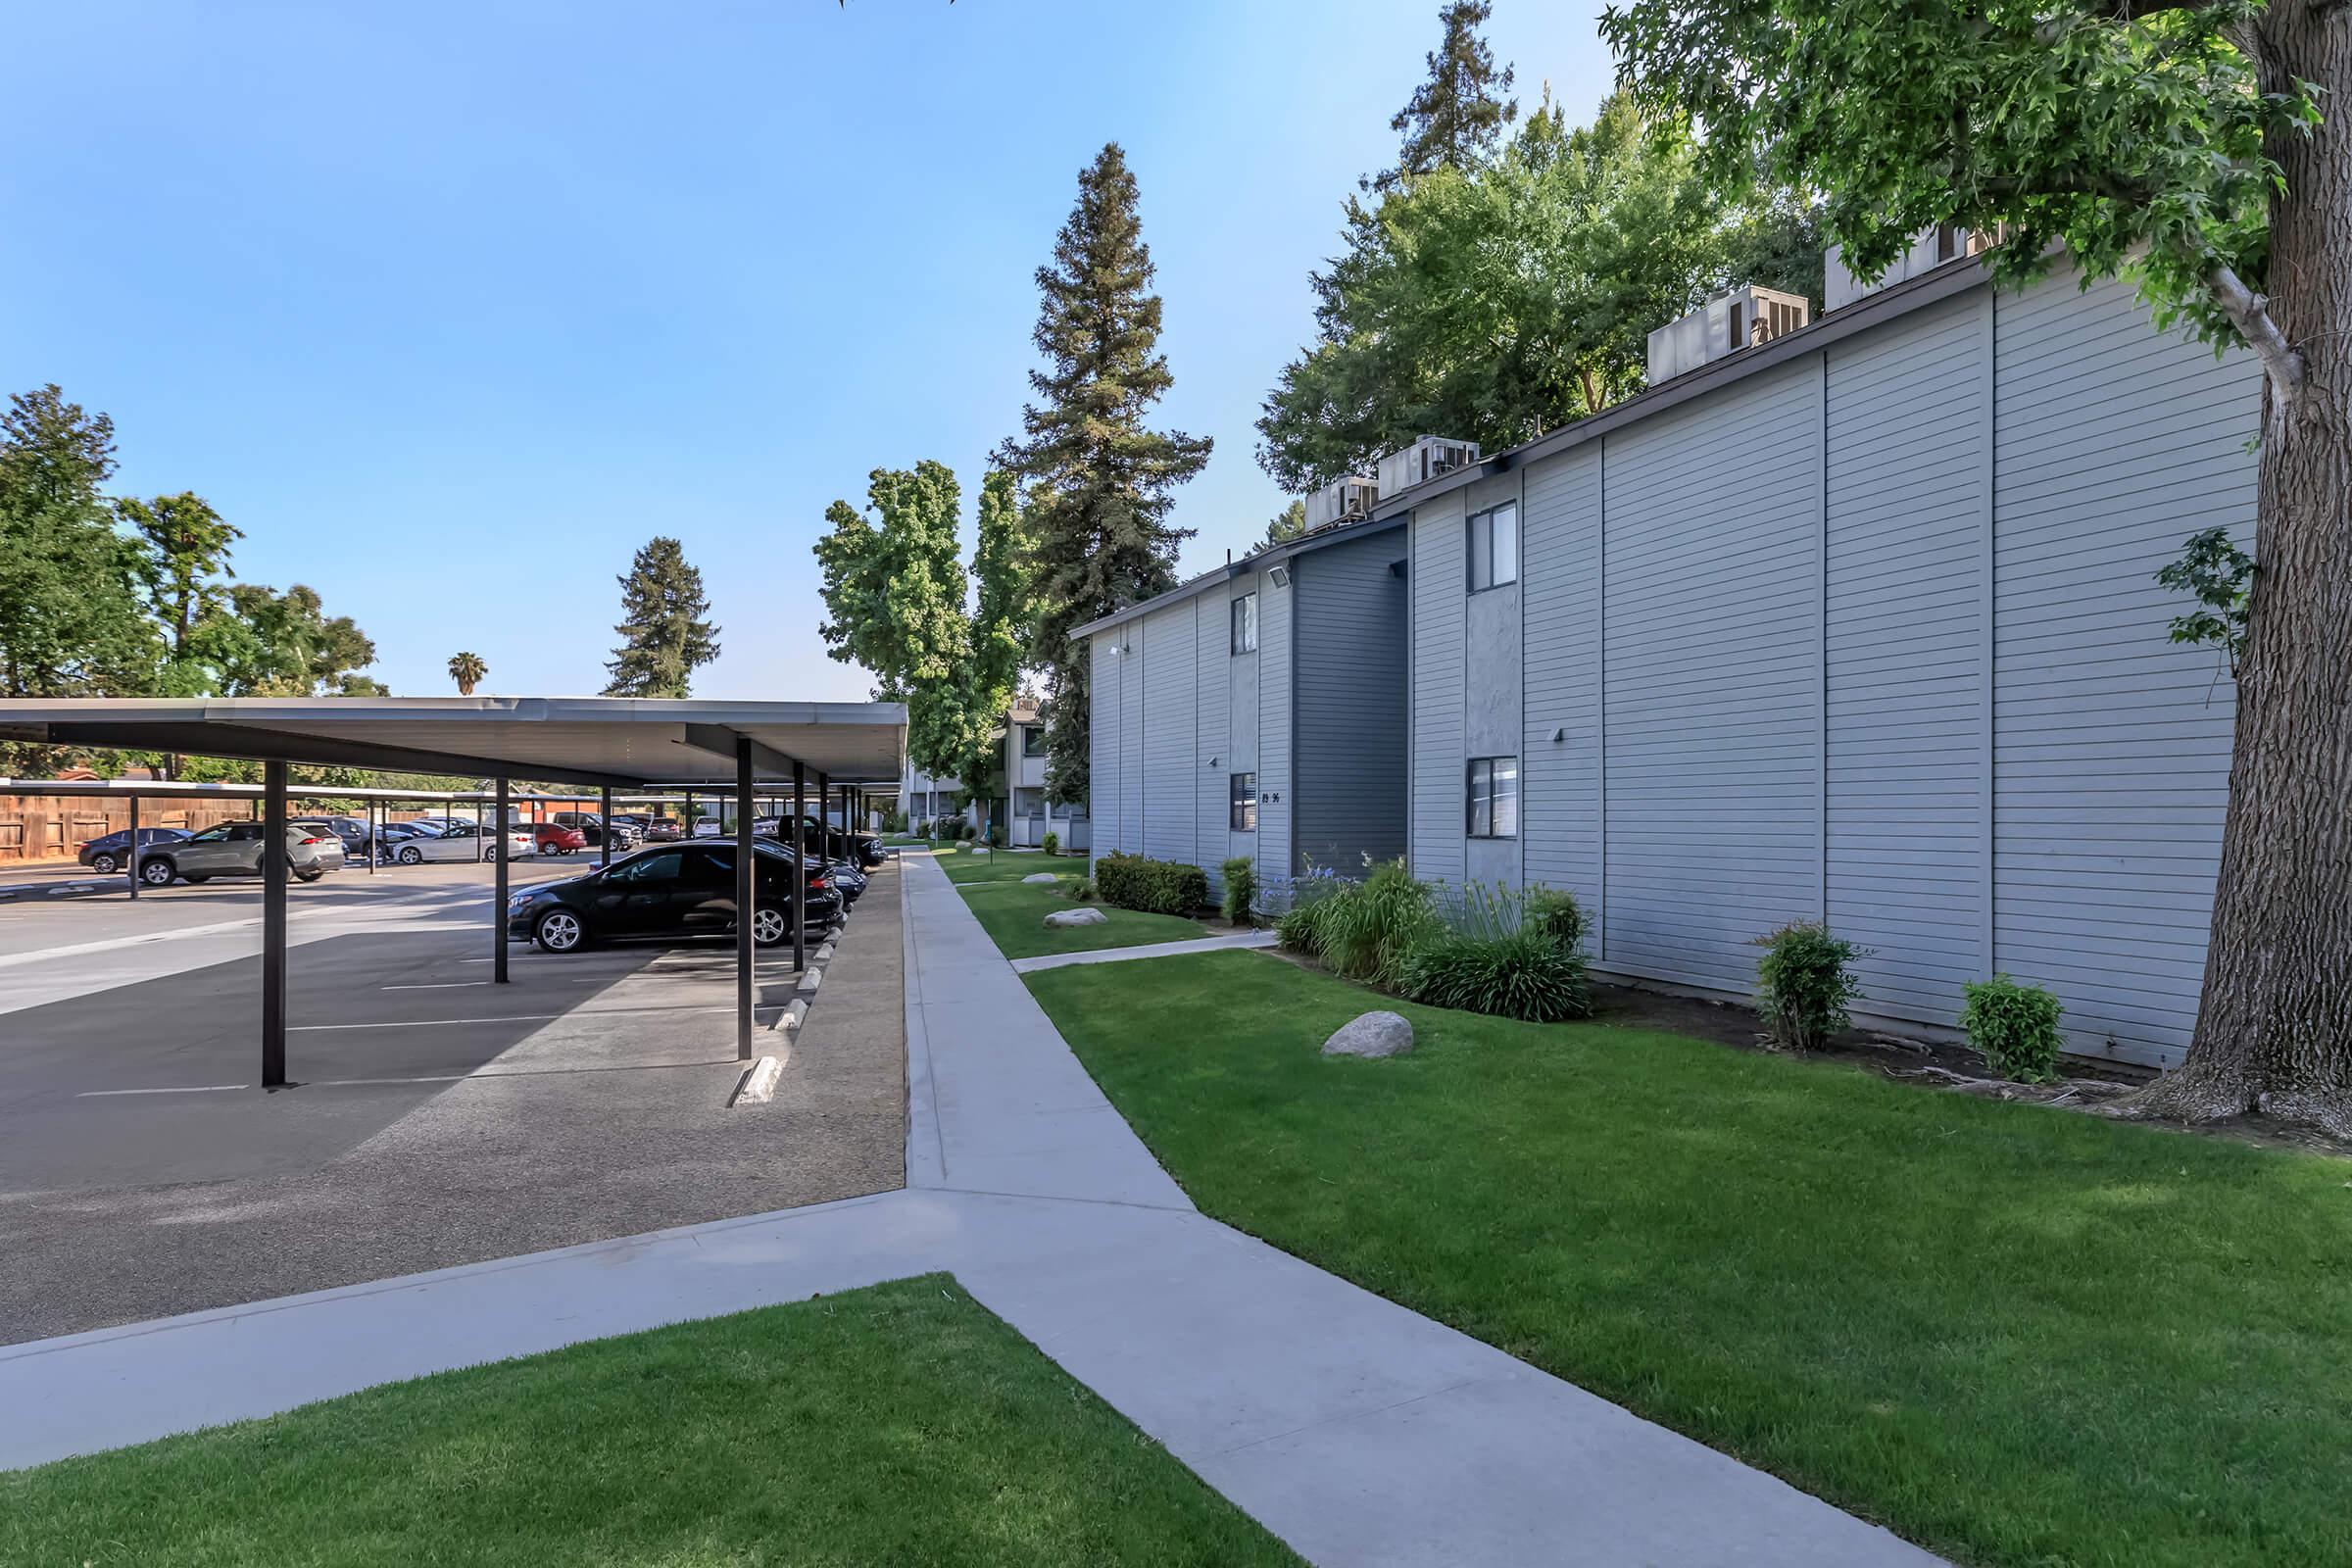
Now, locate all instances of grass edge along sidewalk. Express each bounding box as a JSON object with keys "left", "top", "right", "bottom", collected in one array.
[
  {"left": 1028, "top": 948, "right": 2352, "bottom": 1568},
  {"left": 939, "top": 845, "right": 1204, "bottom": 959},
  {"left": 1, "top": 1273, "right": 1300, "bottom": 1568}
]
